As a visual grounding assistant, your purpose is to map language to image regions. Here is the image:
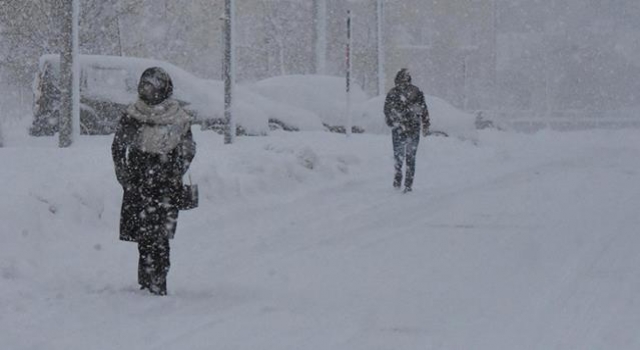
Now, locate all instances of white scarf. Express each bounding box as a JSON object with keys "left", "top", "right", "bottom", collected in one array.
[{"left": 126, "top": 99, "right": 191, "bottom": 155}]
